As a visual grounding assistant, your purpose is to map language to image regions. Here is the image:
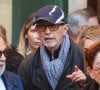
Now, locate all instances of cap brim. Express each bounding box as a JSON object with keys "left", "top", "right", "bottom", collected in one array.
[{"left": 33, "top": 17, "right": 56, "bottom": 24}]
